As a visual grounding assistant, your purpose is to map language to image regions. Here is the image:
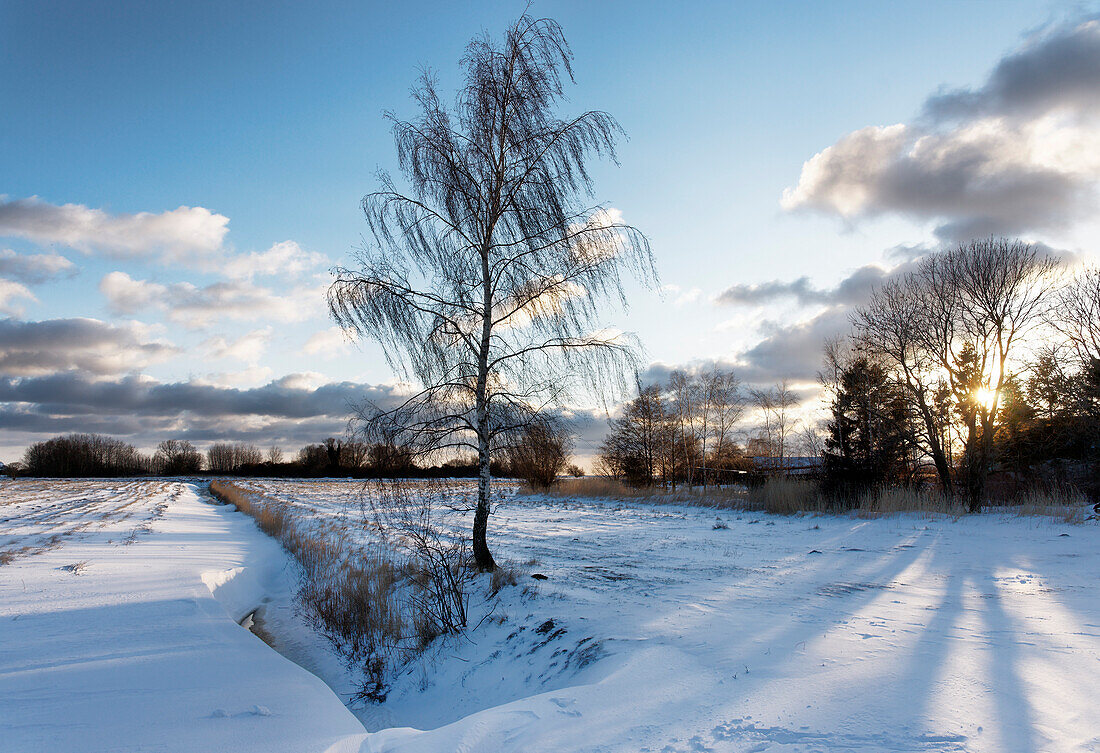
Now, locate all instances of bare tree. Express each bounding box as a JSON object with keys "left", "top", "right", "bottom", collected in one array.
[
  {"left": 855, "top": 279, "right": 955, "bottom": 490},
  {"left": 705, "top": 367, "right": 745, "bottom": 481},
  {"left": 750, "top": 380, "right": 800, "bottom": 464},
  {"left": 329, "top": 16, "right": 655, "bottom": 570},
  {"left": 918, "top": 240, "right": 1056, "bottom": 508},
  {"left": 206, "top": 443, "right": 236, "bottom": 474},
  {"left": 668, "top": 371, "right": 697, "bottom": 488},
  {"left": 234, "top": 443, "right": 263, "bottom": 467},
  {"left": 773, "top": 380, "right": 801, "bottom": 462},
  {"left": 207, "top": 442, "right": 262, "bottom": 473},
  {"left": 797, "top": 422, "right": 826, "bottom": 459},
  {"left": 153, "top": 439, "right": 202, "bottom": 475},
  {"left": 266, "top": 445, "right": 284, "bottom": 465},
  {"left": 341, "top": 439, "right": 369, "bottom": 469},
  {"left": 25, "top": 434, "right": 149, "bottom": 477},
  {"left": 598, "top": 383, "right": 672, "bottom": 487},
  {"left": 1051, "top": 265, "right": 1100, "bottom": 366},
  {"left": 749, "top": 387, "right": 775, "bottom": 458}
]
